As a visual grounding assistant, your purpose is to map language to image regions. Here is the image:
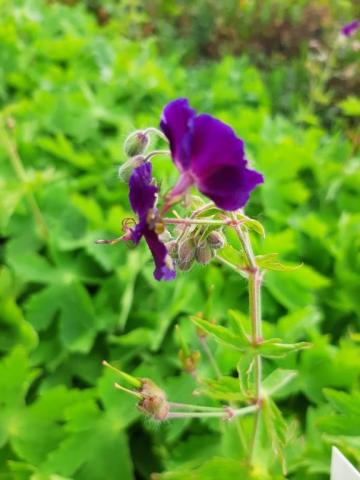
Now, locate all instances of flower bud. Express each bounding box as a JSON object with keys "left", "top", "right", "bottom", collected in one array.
[
  {"left": 138, "top": 379, "right": 169, "bottom": 421},
  {"left": 165, "top": 240, "right": 178, "bottom": 259},
  {"left": 118, "top": 155, "right": 145, "bottom": 182},
  {"left": 124, "top": 131, "right": 150, "bottom": 157},
  {"left": 178, "top": 238, "right": 196, "bottom": 271},
  {"left": 195, "top": 241, "right": 214, "bottom": 265},
  {"left": 207, "top": 231, "right": 225, "bottom": 250},
  {"left": 179, "top": 349, "right": 201, "bottom": 373}
]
